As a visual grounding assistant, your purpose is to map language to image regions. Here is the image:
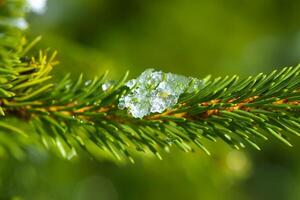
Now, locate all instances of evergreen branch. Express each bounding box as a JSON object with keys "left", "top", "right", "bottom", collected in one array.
[
  {"left": 1, "top": 48, "right": 300, "bottom": 161},
  {"left": 0, "top": 0, "right": 300, "bottom": 161}
]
